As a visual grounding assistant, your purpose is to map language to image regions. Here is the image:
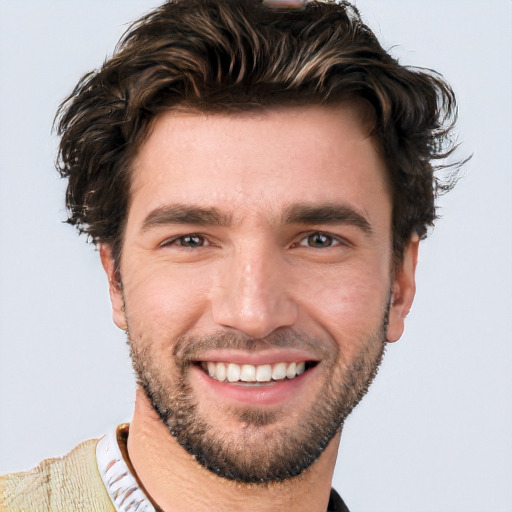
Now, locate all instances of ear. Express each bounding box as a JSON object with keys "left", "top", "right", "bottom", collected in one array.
[
  {"left": 386, "top": 234, "right": 420, "bottom": 343},
  {"left": 99, "top": 245, "right": 127, "bottom": 331}
]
